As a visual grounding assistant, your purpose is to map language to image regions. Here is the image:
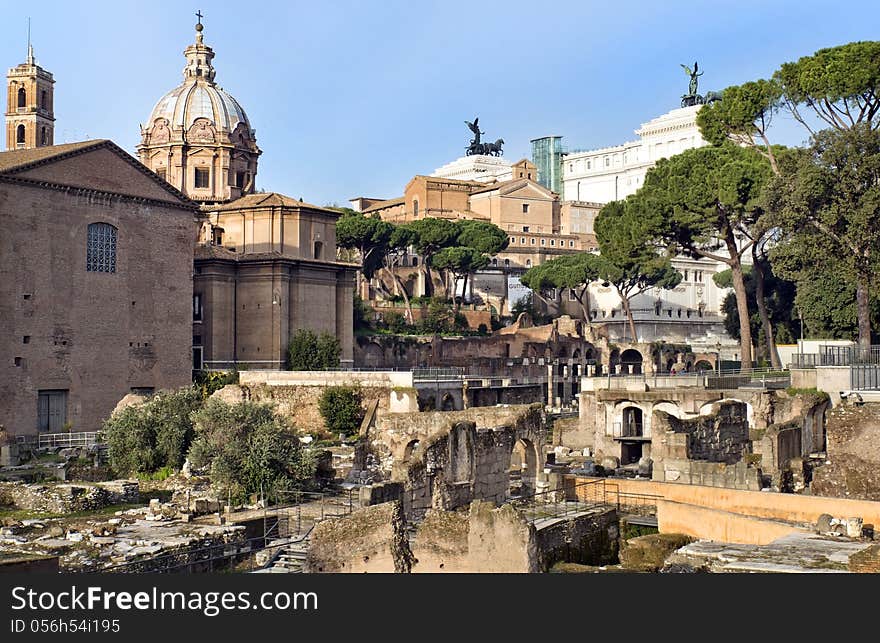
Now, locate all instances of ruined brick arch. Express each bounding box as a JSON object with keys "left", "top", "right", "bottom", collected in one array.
[
  {"left": 609, "top": 348, "right": 621, "bottom": 370},
  {"left": 694, "top": 359, "right": 713, "bottom": 372},
  {"left": 700, "top": 398, "right": 753, "bottom": 427},
  {"left": 652, "top": 401, "right": 682, "bottom": 419},
  {"left": 403, "top": 439, "right": 421, "bottom": 463},
  {"left": 441, "top": 393, "right": 456, "bottom": 411},
  {"left": 620, "top": 348, "right": 643, "bottom": 374}
]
